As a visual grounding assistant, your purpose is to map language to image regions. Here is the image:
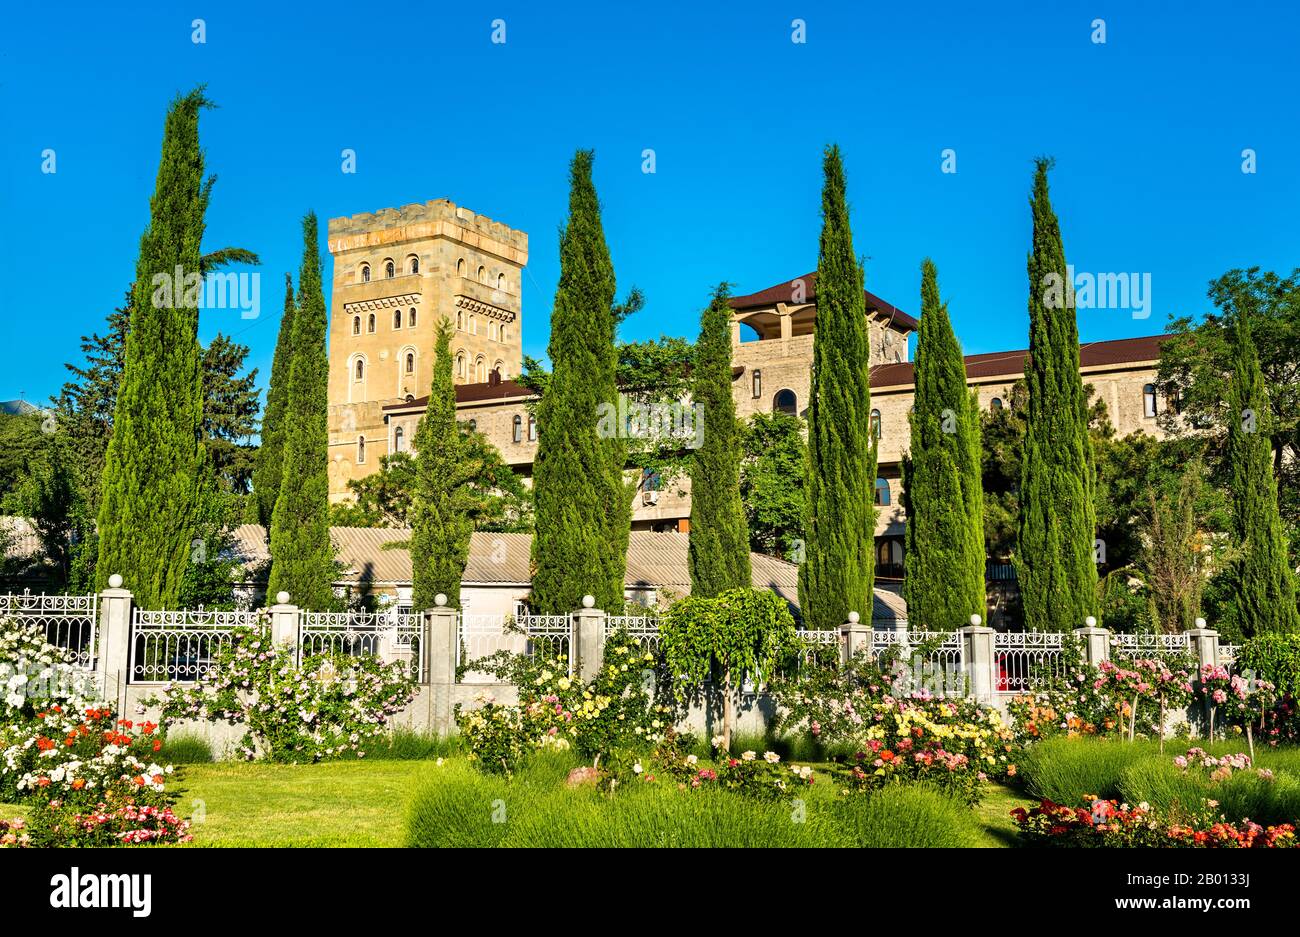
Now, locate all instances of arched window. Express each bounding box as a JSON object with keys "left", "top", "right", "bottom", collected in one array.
[
  {"left": 405, "top": 352, "right": 414, "bottom": 374},
  {"left": 870, "top": 409, "right": 882, "bottom": 440},
  {"left": 408, "top": 256, "right": 419, "bottom": 275},
  {"left": 456, "top": 352, "right": 466, "bottom": 379},
  {"left": 456, "top": 311, "right": 464, "bottom": 330},
  {"left": 512, "top": 414, "right": 522, "bottom": 443},
  {"left": 393, "top": 310, "right": 402, "bottom": 330},
  {"left": 367, "top": 314, "right": 376, "bottom": 333},
  {"left": 408, "top": 307, "right": 417, "bottom": 328},
  {"left": 357, "top": 436, "right": 366, "bottom": 463},
  {"left": 360, "top": 264, "right": 370, "bottom": 283},
  {"left": 352, "top": 316, "right": 360, "bottom": 336},
  {"left": 457, "top": 258, "right": 466, "bottom": 277},
  {"left": 528, "top": 415, "right": 537, "bottom": 442},
  {"left": 774, "top": 389, "right": 797, "bottom": 416},
  {"left": 874, "top": 478, "right": 891, "bottom": 506},
  {"left": 475, "top": 356, "right": 487, "bottom": 382},
  {"left": 752, "top": 369, "right": 762, "bottom": 399},
  {"left": 1143, "top": 383, "right": 1158, "bottom": 418},
  {"left": 497, "top": 272, "right": 506, "bottom": 291},
  {"left": 354, "top": 358, "right": 365, "bottom": 380},
  {"left": 394, "top": 425, "right": 405, "bottom": 452},
  {"left": 491, "top": 323, "right": 499, "bottom": 341},
  {"left": 470, "top": 315, "right": 477, "bottom": 335},
  {"left": 477, "top": 265, "right": 486, "bottom": 284},
  {"left": 385, "top": 259, "right": 395, "bottom": 279},
  {"left": 990, "top": 397, "right": 1004, "bottom": 411},
  {"left": 493, "top": 360, "right": 505, "bottom": 378}
]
